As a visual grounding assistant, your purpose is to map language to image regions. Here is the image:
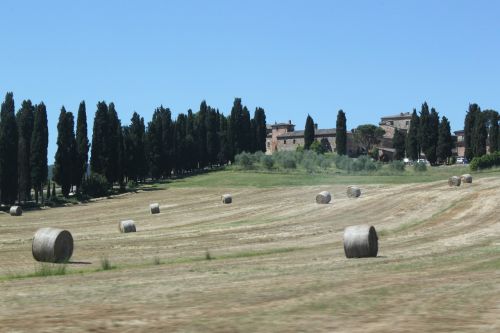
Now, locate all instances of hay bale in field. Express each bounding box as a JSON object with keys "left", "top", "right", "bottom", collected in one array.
[
  {"left": 119, "top": 220, "right": 136, "bottom": 233},
  {"left": 9, "top": 206, "right": 22, "bottom": 216},
  {"left": 316, "top": 191, "right": 331, "bottom": 204},
  {"left": 448, "top": 176, "right": 461, "bottom": 187},
  {"left": 461, "top": 174, "right": 472, "bottom": 184},
  {"left": 343, "top": 225, "right": 378, "bottom": 258},
  {"left": 346, "top": 186, "right": 361, "bottom": 198},
  {"left": 32, "top": 228, "right": 73, "bottom": 263},
  {"left": 221, "top": 194, "right": 232, "bottom": 204},
  {"left": 150, "top": 203, "right": 160, "bottom": 214}
]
